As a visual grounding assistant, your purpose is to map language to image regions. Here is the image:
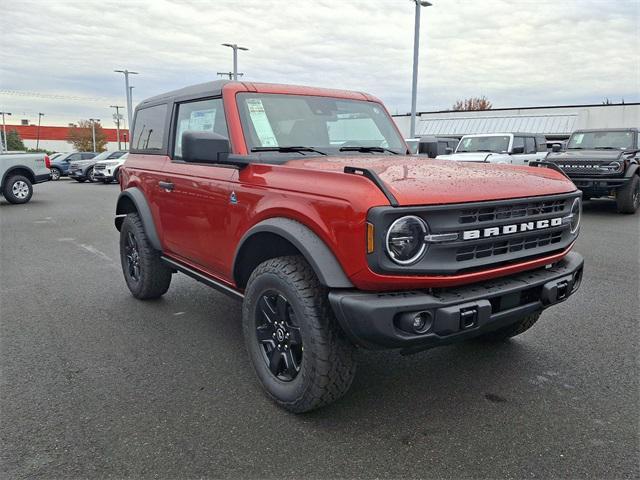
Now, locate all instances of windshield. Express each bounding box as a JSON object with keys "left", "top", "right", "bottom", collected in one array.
[
  {"left": 90, "top": 151, "right": 112, "bottom": 161},
  {"left": 567, "top": 131, "right": 634, "bottom": 150},
  {"left": 237, "top": 93, "right": 406, "bottom": 155},
  {"left": 456, "top": 135, "right": 510, "bottom": 153}
]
